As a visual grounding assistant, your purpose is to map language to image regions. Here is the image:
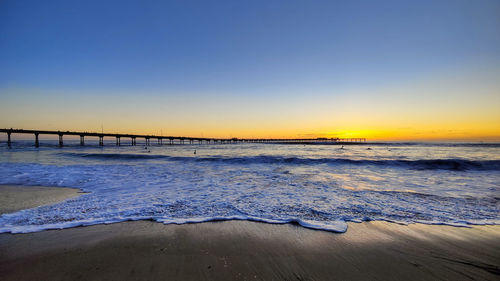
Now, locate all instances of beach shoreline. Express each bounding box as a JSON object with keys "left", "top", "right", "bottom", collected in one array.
[
  {"left": 1, "top": 220, "right": 499, "bottom": 281},
  {"left": 1, "top": 185, "right": 499, "bottom": 280}
]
